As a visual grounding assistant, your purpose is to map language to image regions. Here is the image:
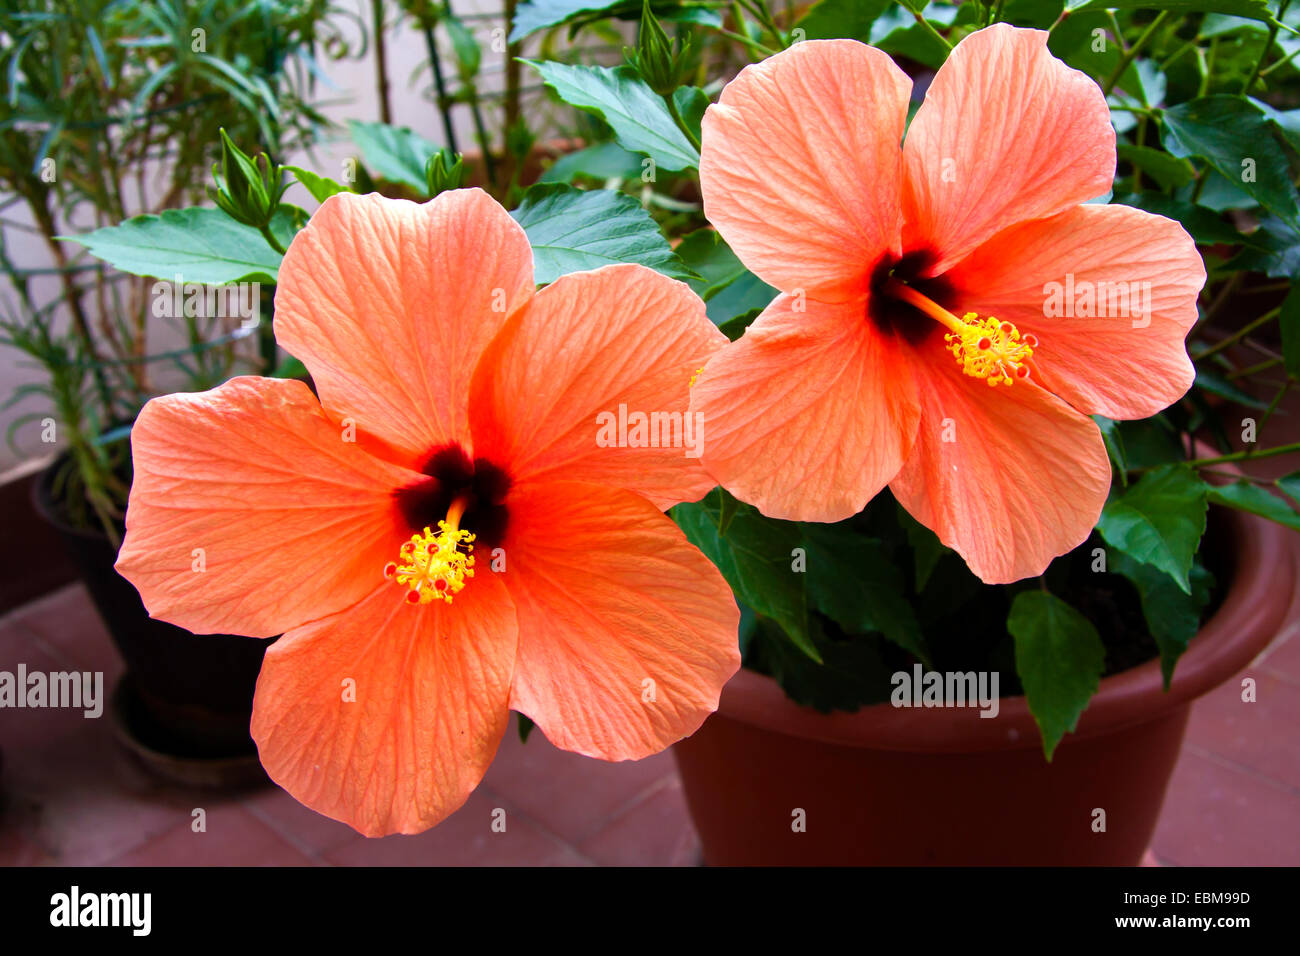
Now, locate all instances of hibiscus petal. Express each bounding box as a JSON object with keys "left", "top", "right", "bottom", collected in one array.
[
  {"left": 469, "top": 264, "right": 725, "bottom": 510},
  {"left": 889, "top": 355, "right": 1112, "bottom": 584},
  {"left": 946, "top": 203, "right": 1204, "bottom": 419},
  {"left": 902, "top": 24, "right": 1115, "bottom": 273},
  {"left": 502, "top": 480, "right": 740, "bottom": 761},
  {"left": 116, "top": 376, "right": 420, "bottom": 638},
  {"left": 689, "top": 293, "right": 920, "bottom": 522},
  {"left": 699, "top": 39, "right": 910, "bottom": 302},
  {"left": 251, "top": 571, "right": 517, "bottom": 837},
  {"left": 274, "top": 189, "right": 534, "bottom": 467}
]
